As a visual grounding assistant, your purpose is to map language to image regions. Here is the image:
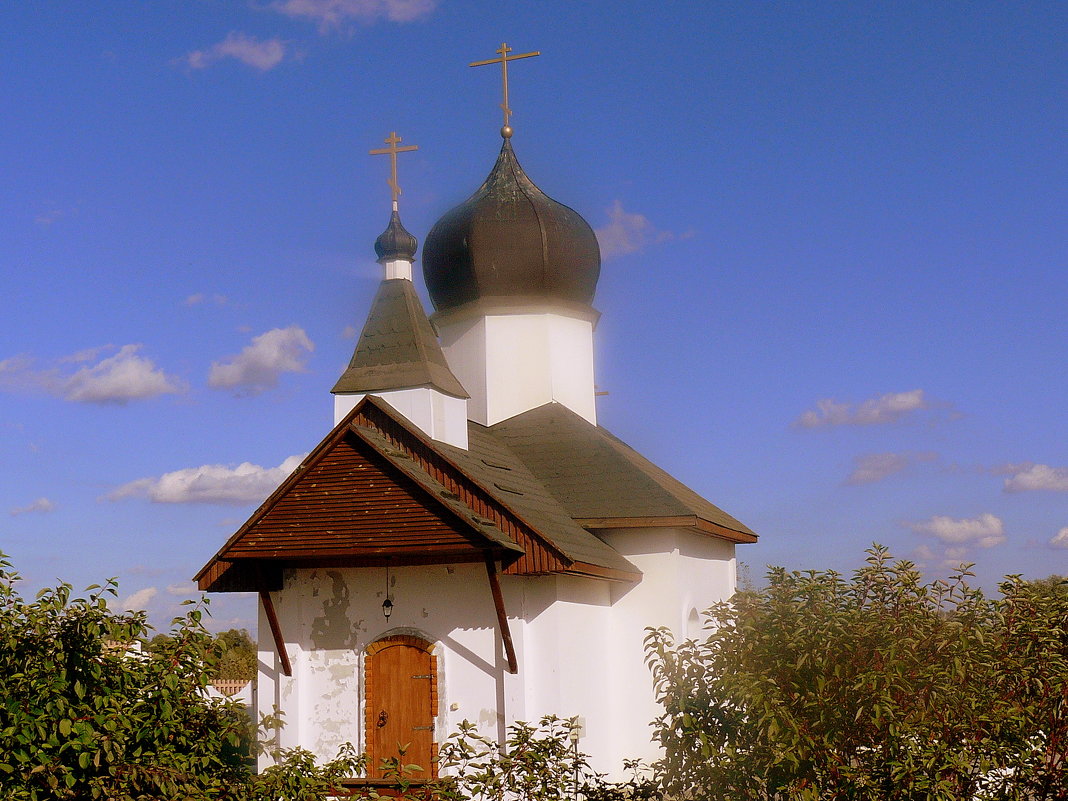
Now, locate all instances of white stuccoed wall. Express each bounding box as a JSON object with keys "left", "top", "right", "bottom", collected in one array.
[
  {"left": 599, "top": 529, "right": 737, "bottom": 765},
  {"left": 258, "top": 563, "right": 503, "bottom": 770},
  {"left": 257, "top": 531, "right": 736, "bottom": 779},
  {"left": 333, "top": 390, "right": 469, "bottom": 449},
  {"left": 435, "top": 310, "right": 597, "bottom": 426}
]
